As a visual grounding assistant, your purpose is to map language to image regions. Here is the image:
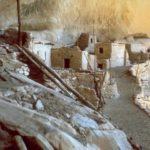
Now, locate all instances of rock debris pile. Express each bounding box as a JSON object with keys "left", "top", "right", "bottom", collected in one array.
[
  {"left": 0, "top": 42, "right": 134, "bottom": 150},
  {"left": 46, "top": 70, "right": 120, "bottom": 108},
  {"left": 0, "top": 42, "right": 29, "bottom": 77}
]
